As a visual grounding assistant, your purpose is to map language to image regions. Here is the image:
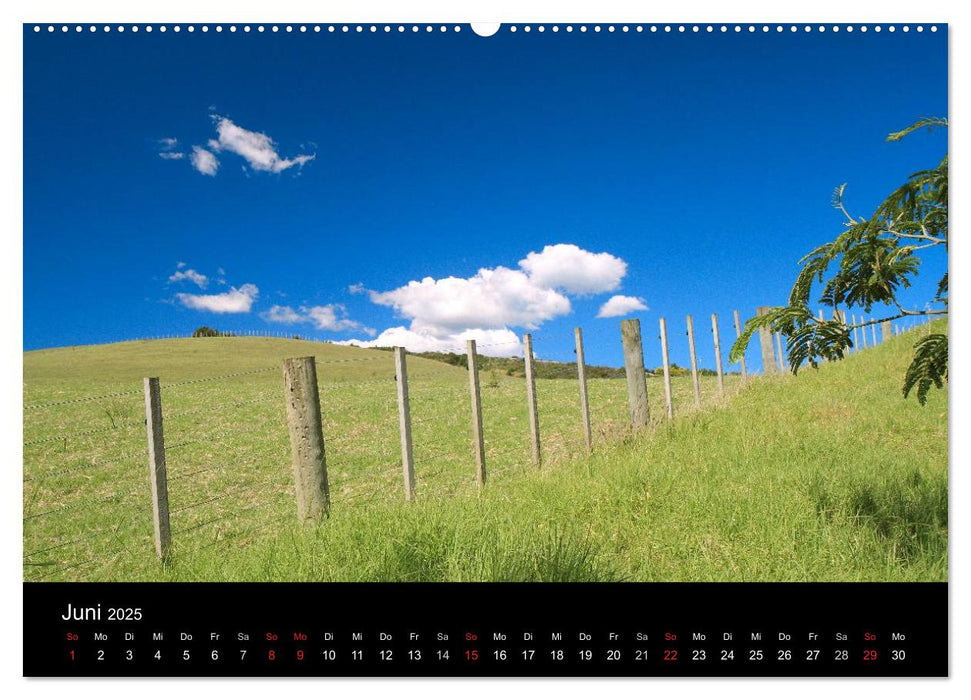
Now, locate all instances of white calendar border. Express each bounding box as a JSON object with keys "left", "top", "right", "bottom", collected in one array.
[{"left": 2, "top": 1, "right": 964, "bottom": 698}]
